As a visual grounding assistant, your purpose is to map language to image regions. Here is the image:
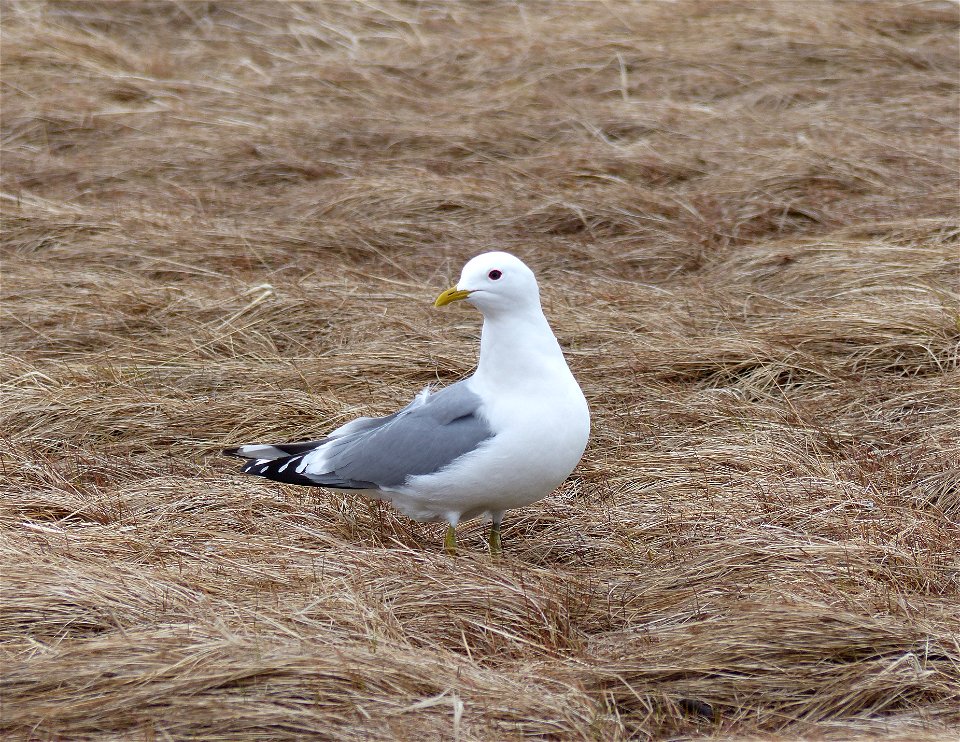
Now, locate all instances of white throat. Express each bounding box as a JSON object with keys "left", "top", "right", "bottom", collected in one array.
[{"left": 473, "top": 306, "right": 572, "bottom": 390}]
